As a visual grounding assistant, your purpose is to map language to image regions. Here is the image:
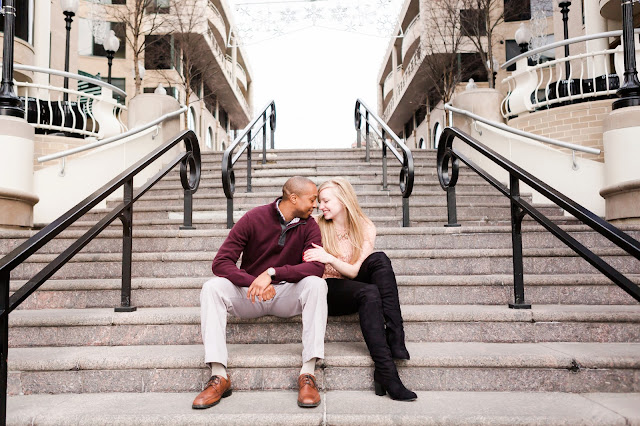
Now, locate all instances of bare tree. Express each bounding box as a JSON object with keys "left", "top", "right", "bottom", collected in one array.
[
  {"left": 148, "top": 0, "right": 221, "bottom": 128},
  {"left": 106, "top": 0, "right": 167, "bottom": 95},
  {"left": 419, "top": 0, "right": 467, "bottom": 111},
  {"left": 459, "top": 0, "right": 530, "bottom": 88}
]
